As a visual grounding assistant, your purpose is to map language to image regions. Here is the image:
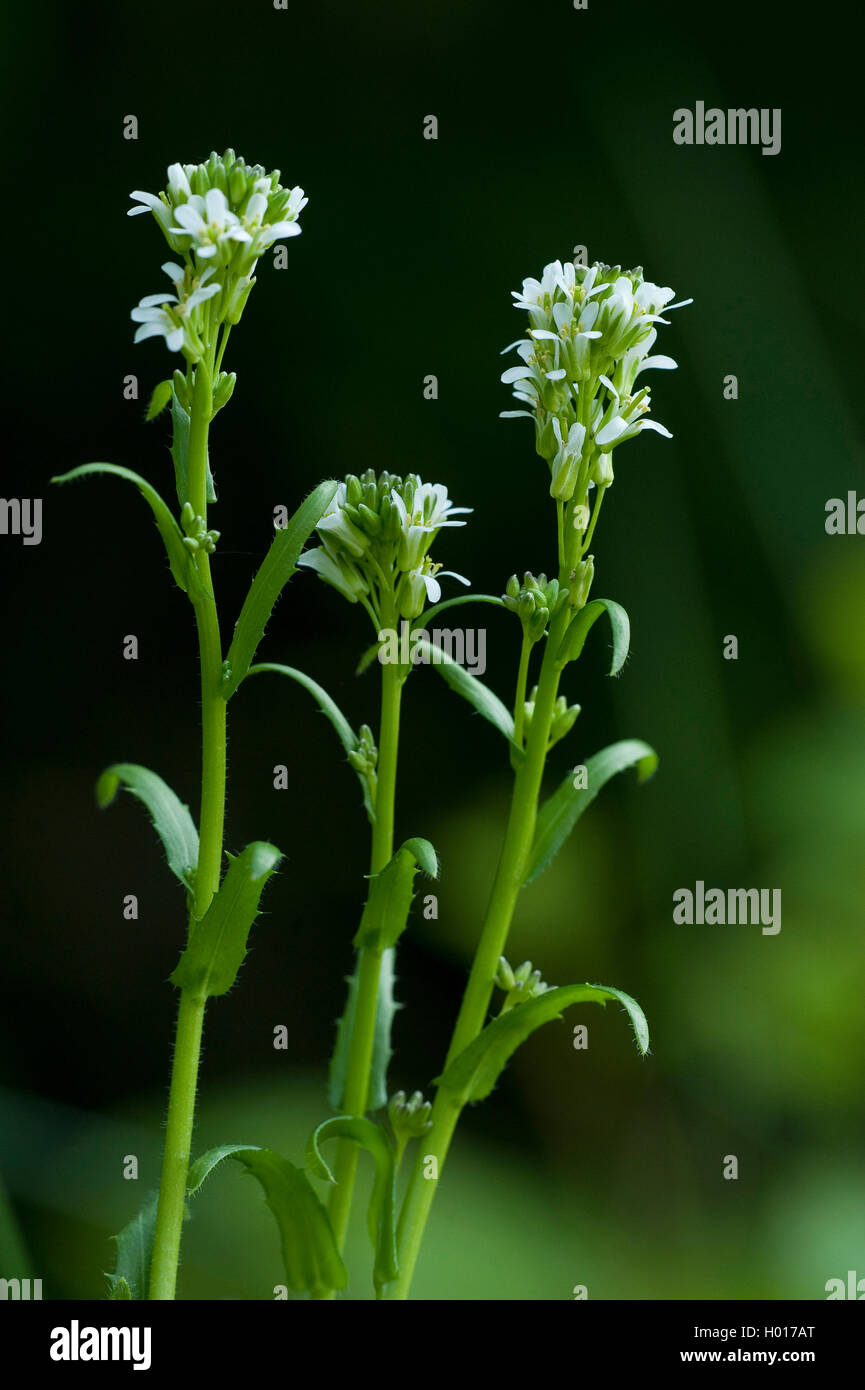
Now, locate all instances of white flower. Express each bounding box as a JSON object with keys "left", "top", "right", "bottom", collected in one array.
[
  {"left": 296, "top": 546, "right": 369, "bottom": 604},
  {"left": 391, "top": 482, "right": 472, "bottom": 533},
  {"left": 398, "top": 560, "right": 470, "bottom": 618},
  {"left": 130, "top": 264, "right": 221, "bottom": 354},
  {"left": 172, "top": 188, "right": 252, "bottom": 259}
]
